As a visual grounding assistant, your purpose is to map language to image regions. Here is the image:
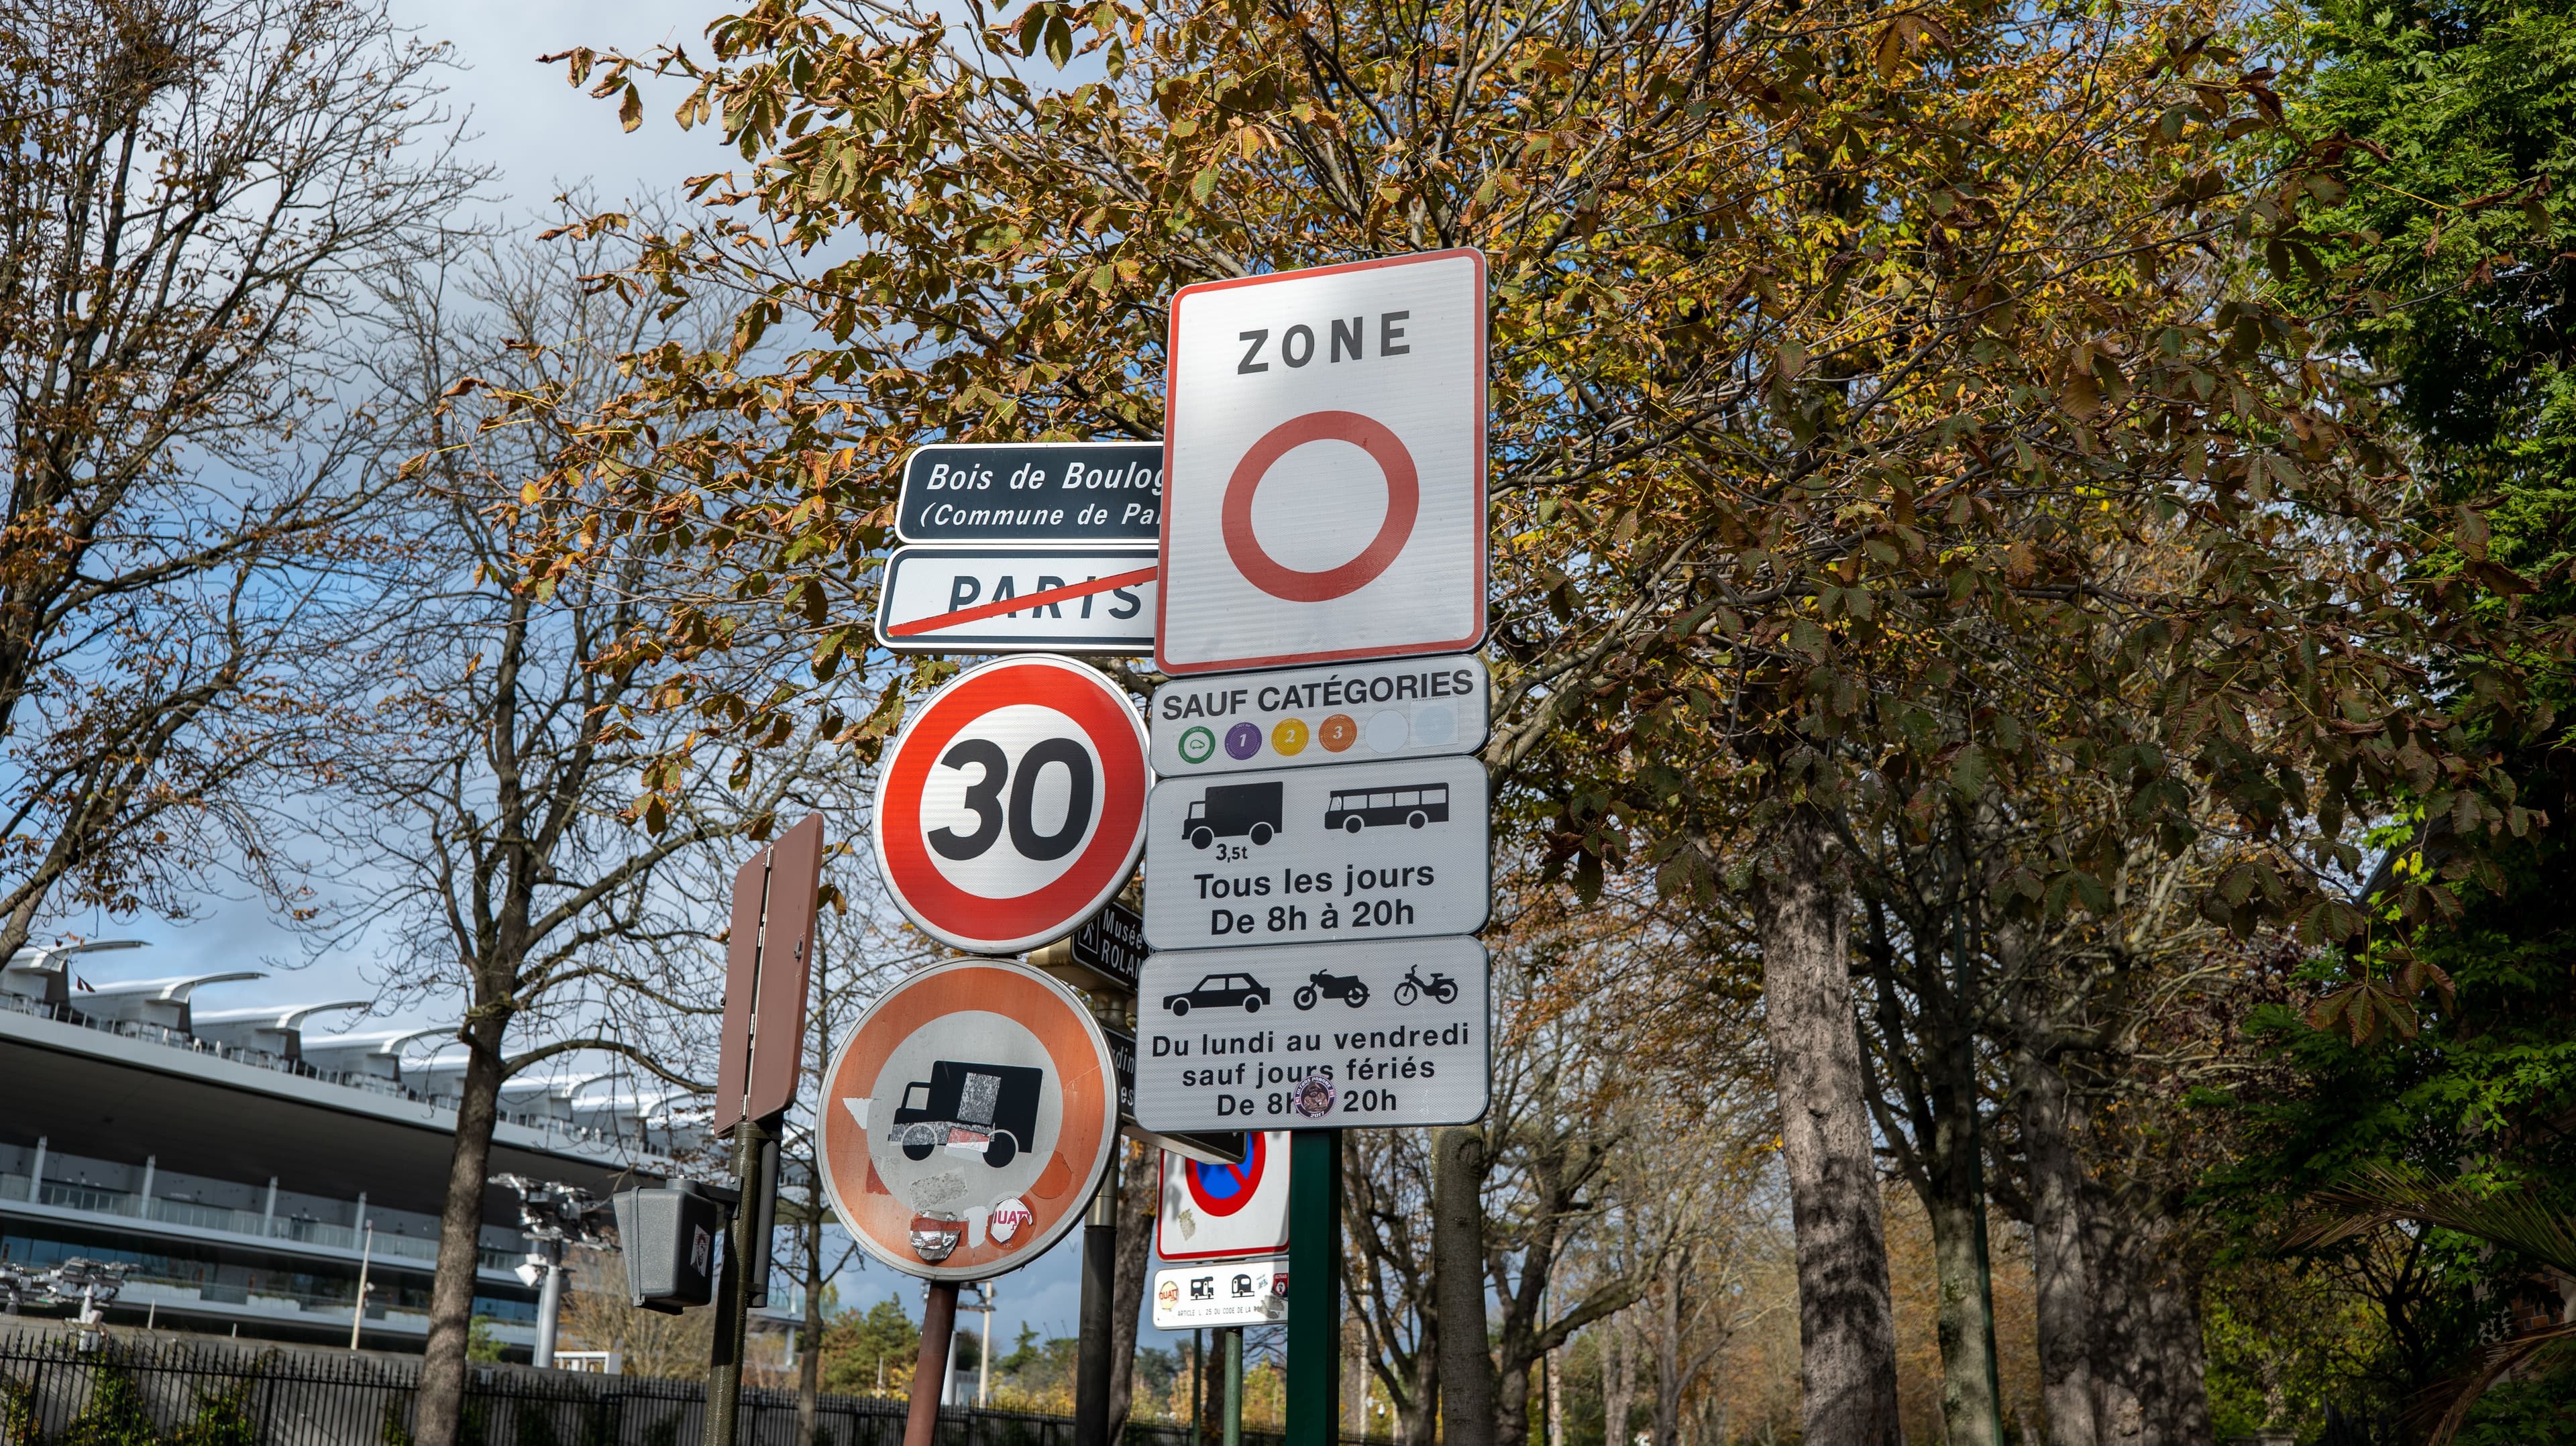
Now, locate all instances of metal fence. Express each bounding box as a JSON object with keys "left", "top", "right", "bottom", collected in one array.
[{"left": 0, "top": 1330, "right": 1383, "bottom": 1446}]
